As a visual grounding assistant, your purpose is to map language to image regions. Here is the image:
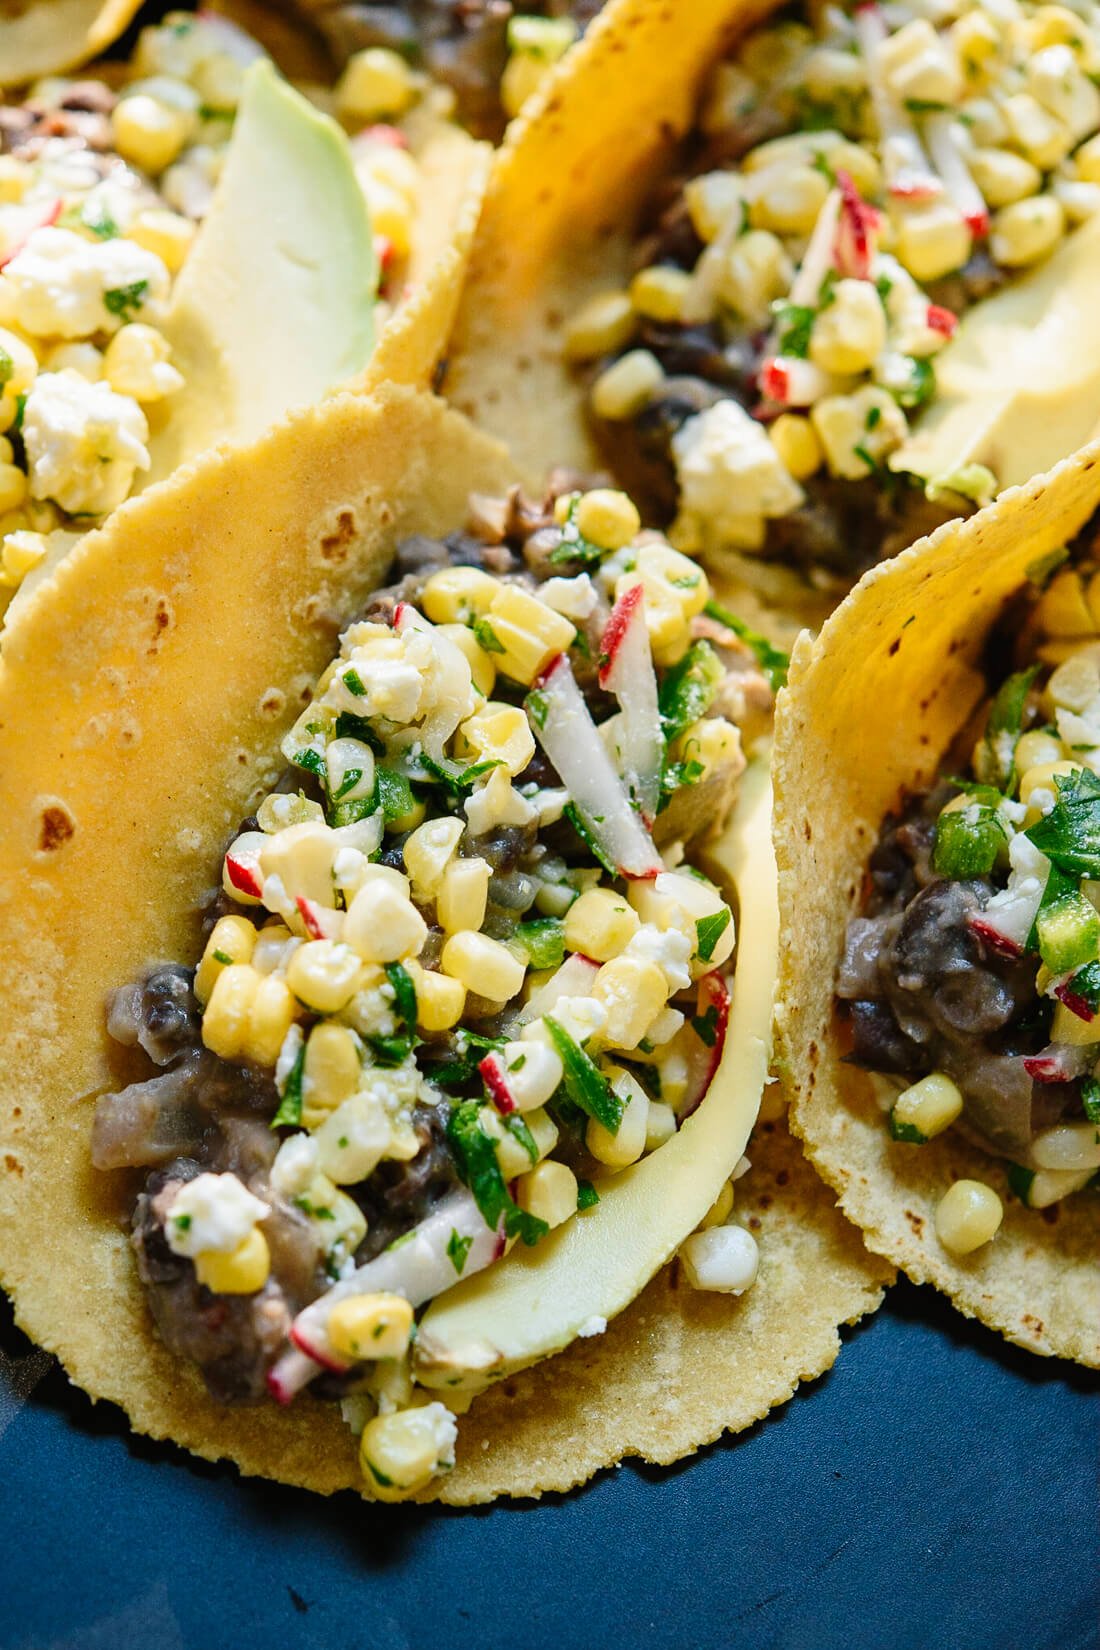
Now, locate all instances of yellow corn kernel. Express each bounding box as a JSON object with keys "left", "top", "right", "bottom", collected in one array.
[
  {"left": 421, "top": 565, "right": 499, "bottom": 625},
  {"left": 301, "top": 1022, "right": 362, "bottom": 1129},
  {"left": 1032, "top": 4, "right": 1100, "bottom": 60},
  {"left": 586, "top": 1069, "right": 649, "bottom": 1167},
  {"left": 194, "top": 1226, "right": 270, "bottom": 1294},
  {"left": 102, "top": 323, "right": 181, "bottom": 402},
  {"left": 202, "top": 963, "right": 259, "bottom": 1059},
  {"left": 769, "top": 412, "right": 822, "bottom": 481},
  {"left": 684, "top": 170, "right": 744, "bottom": 241},
  {"left": 438, "top": 622, "right": 496, "bottom": 696},
  {"left": 344, "top": 879, "right": 428, "bottom": 964},
  {"left": 486, "top": 584, "right": 576, "bottom": 686},
  {"left": 441, "top": 930, "right": 526, "bottom": 1004},
  {"left": 1048, "top": 650, "right": 1100, "bottom": 712},
  {"left": 337, "top": 46, "right": 416, "bottom": 123},
  {"left": 891, "top": 1072, "right": 964, "bottom": 1141},
  {"left": 645, "top": 1099, "right": 677, "bottom": 1150},
  {"left": 1035, "top": 567, "right": 1094, "bottom": 636},
  {"left": 990, "top": 194, "right": 1065, "bottom": 266},
  {"left": 127, "top": 206, "right": 196, "bottom": 273},
  {"left": 574, "top": 487, "right": 641, "bottom": 552},
  {"left": 0, "top": 330, "right": 38, "bottom": 395},
  {"left": 402, "top": 816, "right": 465, "bottom": 898},
  {"left": 591, "top": 349, "right": 665, "bottom": 421},
  {"left": 935, "top": 1179, "right": 1003, "bottom": 1255},
  {"left": 563, "top": 886, "right": 640, "bottom": 962},
  {"left": 1050, "top": 999, "right": 1100, "bottom": 1046},
  {"left": 0, "top": 464, "right": 26, "bottom": 515},
  {"left": 0, "top": 528, "right": 46, "bottom": 585},
  {"left": 1013, "top": 729, "right": 1064, "bottom": 773},
  {"left": 516, "top": 1160, "right": 578, "bottom": 1229},
  {"left": 1018, "top": 759, "right": 1083, "bottom": 813},
  {"left": 245, "top": 974, "right": 297, "bottom": 1067},
  {"left": 672, "top": 717, "right": 743, "bottom": 783},
  {"left": 358, "top": 142, "right": 419, "bottom": 204},
  {"left": 629, "top": 264, "right": 694, "bottom": 323},
  {"left": 699, "top": 1179, "right": 734, "bottom": 1228},
  {"left": 0, "top": 157, "right": 27, "bottom": 204},
  {"left": 436, "top": 856, "right": 491, "bottom": 935},
  {"left": 285, "top": 940, "right": 366, "bottom": 1014},
  {"left": 968, "top": 147, "right": 1041, "bottom": 207},
  {"left": 458, "top": 704, "right": 536, "bottom": 776},
  {"left": 950, "top": 9, "right": 1001, "bottom": 75},
  {"left": 634, "top": 541, "right": 710, "bottom": 617},
  {"left": 360, "top": 1407, "right": 449, "bottom": 1501},
  {"left": 111, "top": 94, "right": 192, "bottom": 174},
  {"left": 404, "top": 958, "right": 467, "bottom": 1031},
  {"left": 562, "top": 290, "right": 636, "bottom": 360},
  {"left": 592, "top": 956, "right": 669, "bottom": 1049},
  {"left": 360, "top": 178, "right": 414, "bottom": 260},
  {"left": 749, "top": 164, "right": 830, "bottom": 235},
  {"left": 1076, "top": 131, "right": 1100, "bottom": 182},
  {"left": 893, "top": 201, "right": 973, "bottom": 282},
  {"left": 328, "top": 1291, "right": 414, "bottom": 1361}
]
